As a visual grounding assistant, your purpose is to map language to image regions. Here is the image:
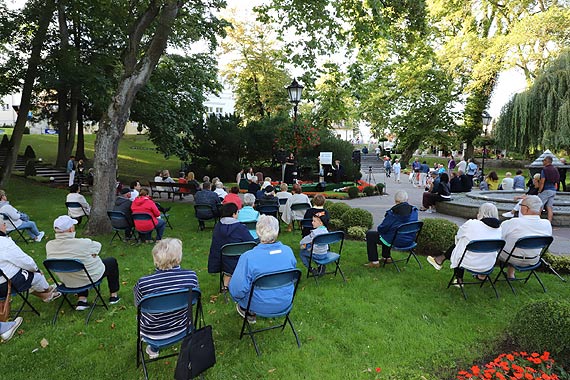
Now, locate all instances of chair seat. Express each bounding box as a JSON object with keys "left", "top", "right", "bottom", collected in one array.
[
  {"left": 141, "top": 329, "right": 188, "bottom": 349},
  {"left": 466, "top": 267, "right": 494, "bottom": 276},
  {"left": 512, "top": 262, "right": 541, "bottom": 272},
  {"left": 313, "top": 252, "right": 340, "bottom": 265},
  {"left": 391, "top": 242, "right": 417, "bottom": 251},
  {"left": 56, "top": 278, "right": 103, "bottom": 294},
  {"left": 255, "top": 304, "right": 293, "bottom": 319}
]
